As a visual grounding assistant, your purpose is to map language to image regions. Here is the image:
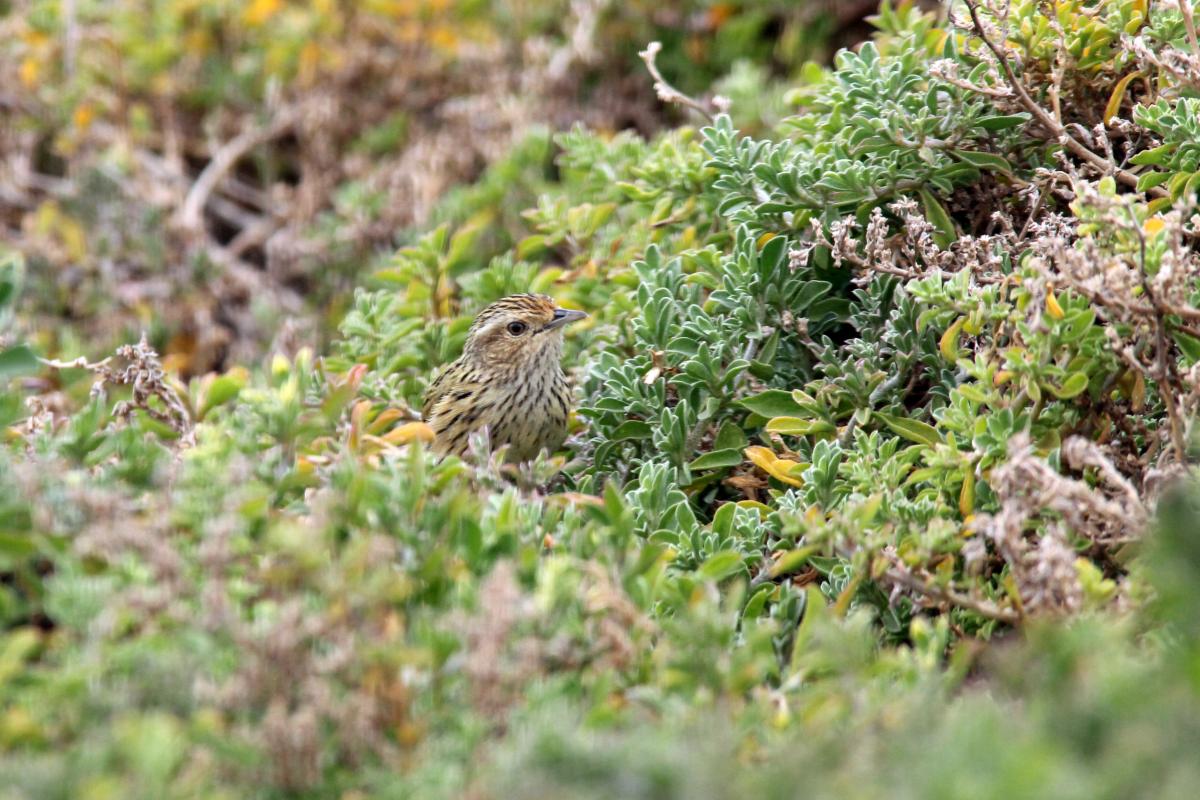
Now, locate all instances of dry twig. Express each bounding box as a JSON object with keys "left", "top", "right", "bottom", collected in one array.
[{"left": 638, "top": 41, "right": 730, "bottom": 121}]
